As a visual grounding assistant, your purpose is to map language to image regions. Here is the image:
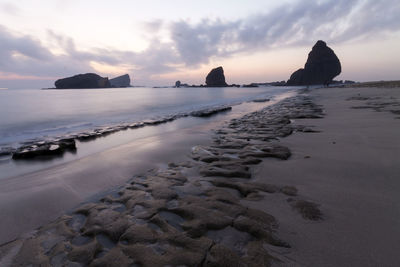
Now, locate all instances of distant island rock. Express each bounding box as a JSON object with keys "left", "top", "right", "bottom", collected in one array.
[
  {"left": 206, "top": 66, "right": 228, "bottom": 87},
  {"left": 287, "top": 40, "right": 341, "bottom": 86},
  {"left": 110, "top": 74, "right": 131, "bottom": 87},
  {"left": 55, "top": 73, "right": 111, "bottom": 89}
]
